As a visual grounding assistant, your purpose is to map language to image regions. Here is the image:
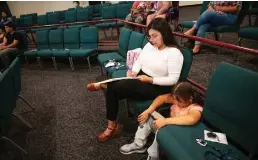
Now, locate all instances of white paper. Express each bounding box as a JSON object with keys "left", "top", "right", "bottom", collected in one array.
[
  {"left": 96, "top": 77, "right": 140, "bottom": 84},
  {"left": 204, "top": 130, "right": 228, "bottom": 145},
  {"left": 192, "top": 21, "right": 197, "bottom": 23}
]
